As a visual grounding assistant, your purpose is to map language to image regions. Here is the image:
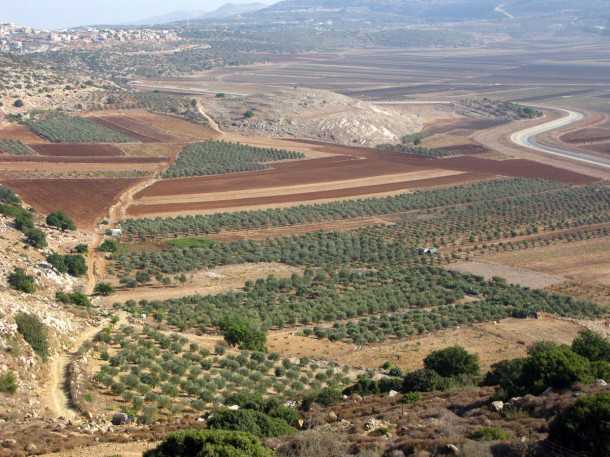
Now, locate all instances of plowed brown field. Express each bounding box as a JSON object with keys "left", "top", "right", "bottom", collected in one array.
[
  {"left": 0, "top": 123, "right": 47, "bottom": 143},
  {"left": 127, "top": 172, "right": 485, "bottom": 216},
  {"left": 1, "top": 178, "right": 141, "bottom": 228},
  {"left": 0, "top": 155, "right": 166, "bottom": 164},
  {"left": 89, "top": 115, "right": 175, "bottom": 143},
  {"left": 31, "top": 144, "right": 124, "bottom": 157},
  {"left": 561, "top": 127, "right": 610, "bottom": 144}
]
